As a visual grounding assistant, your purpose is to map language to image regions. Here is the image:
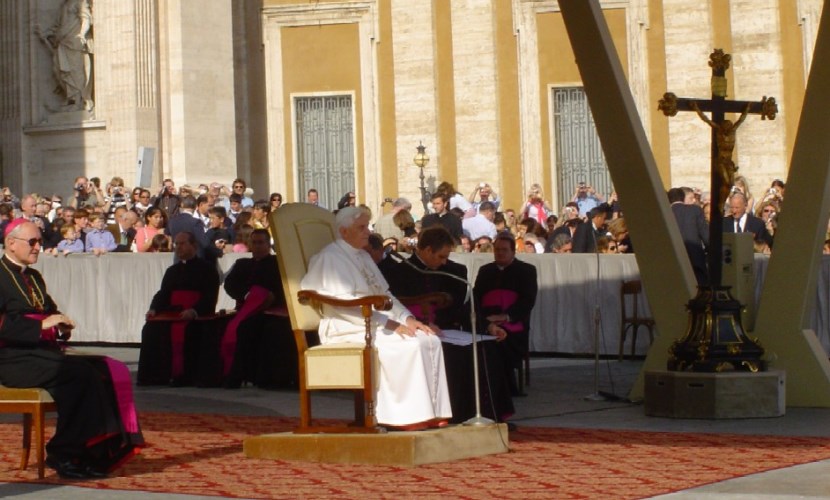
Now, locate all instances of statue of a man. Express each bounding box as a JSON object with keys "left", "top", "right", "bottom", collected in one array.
[
  {"left": 36, "top": 0, "right": 94, "bottom": 112},
  {"left": 690, "top": 101, "right": 750, "bottom": 210}
]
